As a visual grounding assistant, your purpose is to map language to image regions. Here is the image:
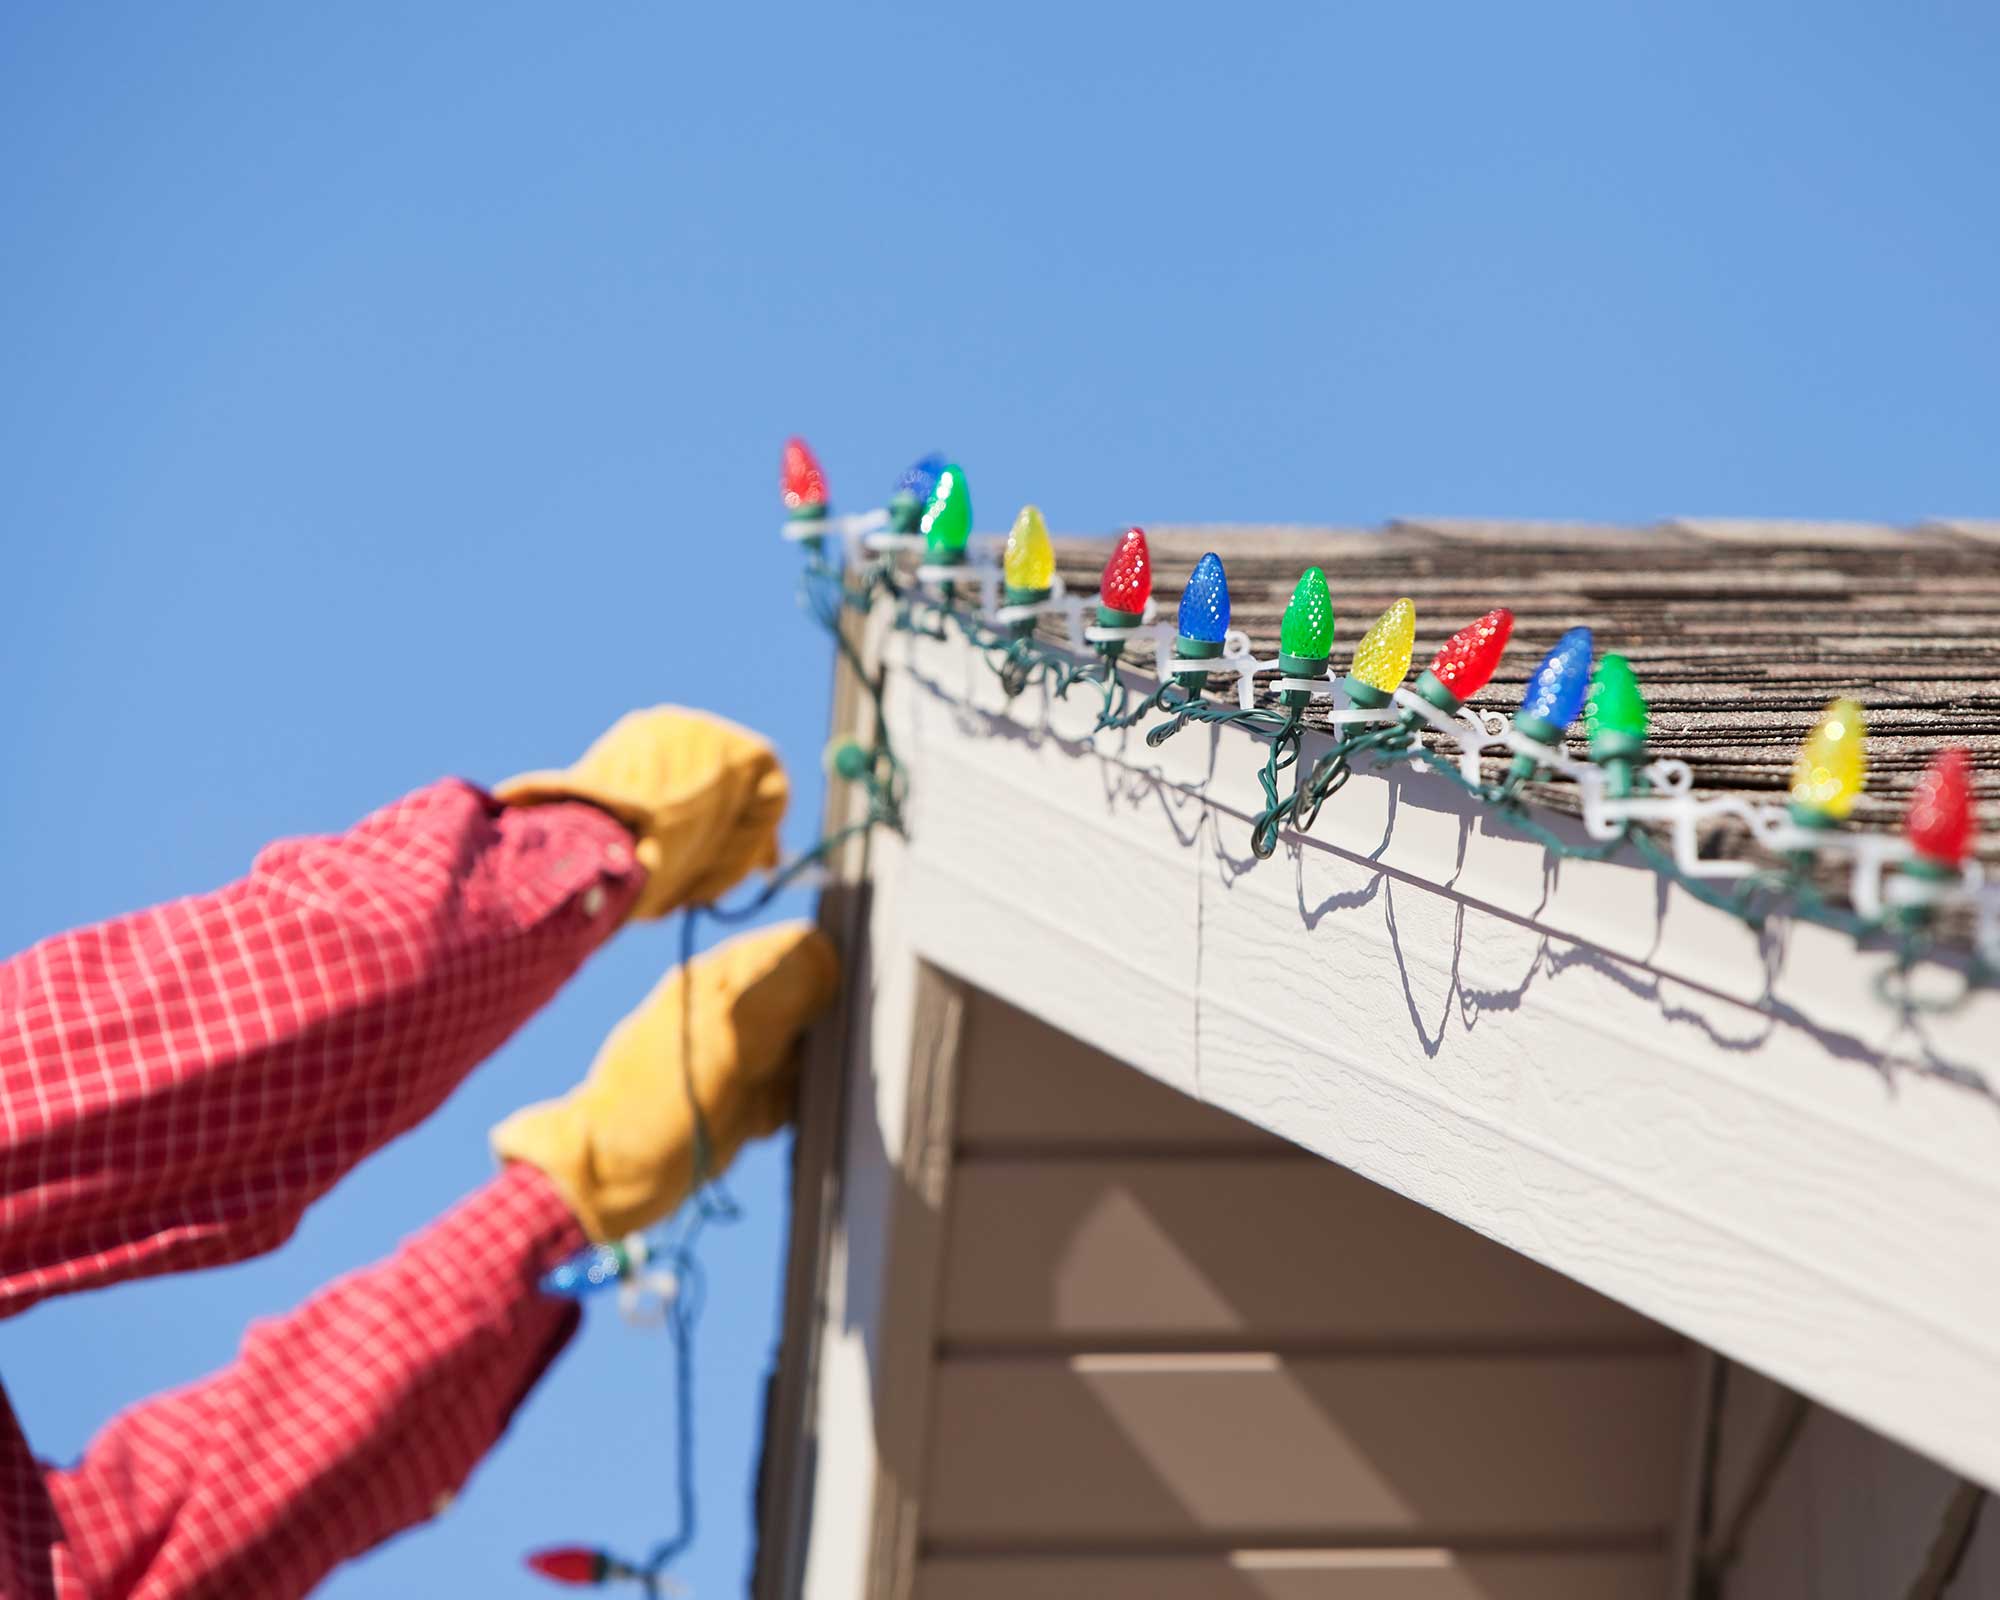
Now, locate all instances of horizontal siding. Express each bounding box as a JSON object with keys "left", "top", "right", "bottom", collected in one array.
[
  {"left": 917, "top": 1549, "right": 1669, "bottom": 1599},
  {"left": 924, "top": 1352, "right": 1689, "bottom": 1545},
  {"left": 909, "top": 991, "right": 1692, "bottom": 1600},
  {"left": 940, "top": 1160, "right": 1663, "bottom": 1347}
]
